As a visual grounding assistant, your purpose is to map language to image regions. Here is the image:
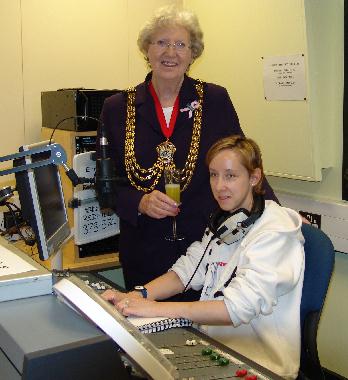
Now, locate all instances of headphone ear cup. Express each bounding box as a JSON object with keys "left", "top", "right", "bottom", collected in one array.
[
  {"left": 209, "top": 208, "right": 250, "bottom": 243},
  {"left": 208, "top": 195, "right": 265, "bottom": 245},
  {"left": 208, "top": 209, "right": 230, "bottom": 237},
  {"left": 217, "top": 210, "right": 250, "bottom": 244}
]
